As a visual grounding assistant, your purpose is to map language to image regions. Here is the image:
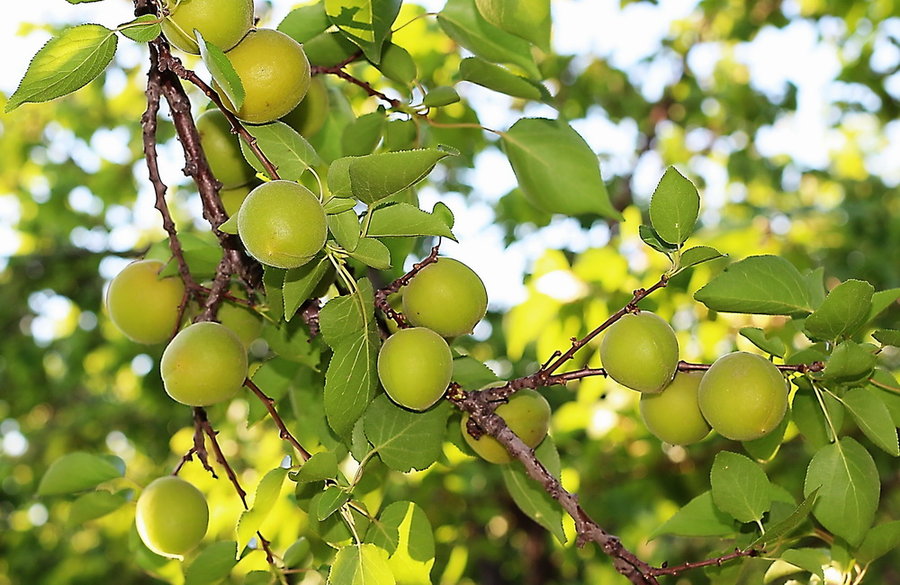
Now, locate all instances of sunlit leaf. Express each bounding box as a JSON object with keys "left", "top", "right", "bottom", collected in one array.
[
  {"left": 365, "top": 502, "right": 435, "bottom": 585},
  {"left": 197, "top": 31, "right": 244, "bottom": 111},
  {"left": 651, "top": 491, "right": 735, "bottom": 538},
  {"left": 710, "top": 451, "right": 773, "bottom": 524},
  {"left": 364, "top": 396, "right": 451, "bottom": 472},
  {"left": 325, "top": 0, "right": 401, "bottom": 63},
  {"left": 474, "top": 0, "right": 551, "bottom": 50},
  {"left": 804, "top": 279, "right": 873, "bottom": 341},
  {"left": 327, "top": 544, "right": 396, "bottom": 585},
  {"left": 183, "top": 541, "right": 238, "bottom": 585},
  {"left": 694, "top": 255, "right": 814, "bottom": 315},
  {"left": 649, "top": 166, "right": 699, "bottom": 246},
  {"left": 38, "top": 452, "right": 124, "bottom": 496}
]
